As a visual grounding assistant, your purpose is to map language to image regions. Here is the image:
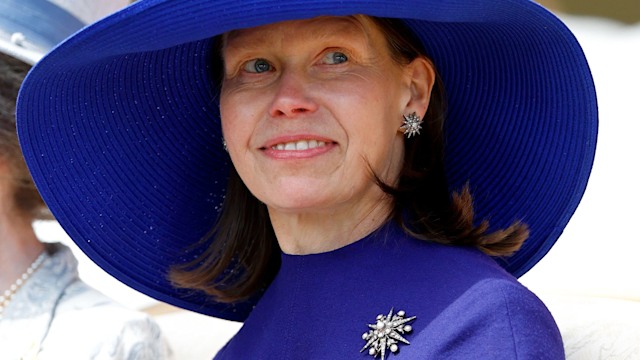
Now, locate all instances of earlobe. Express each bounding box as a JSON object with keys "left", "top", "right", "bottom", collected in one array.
[{"left": 404, "top": 56, "right": 436, "bottom": 117}]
